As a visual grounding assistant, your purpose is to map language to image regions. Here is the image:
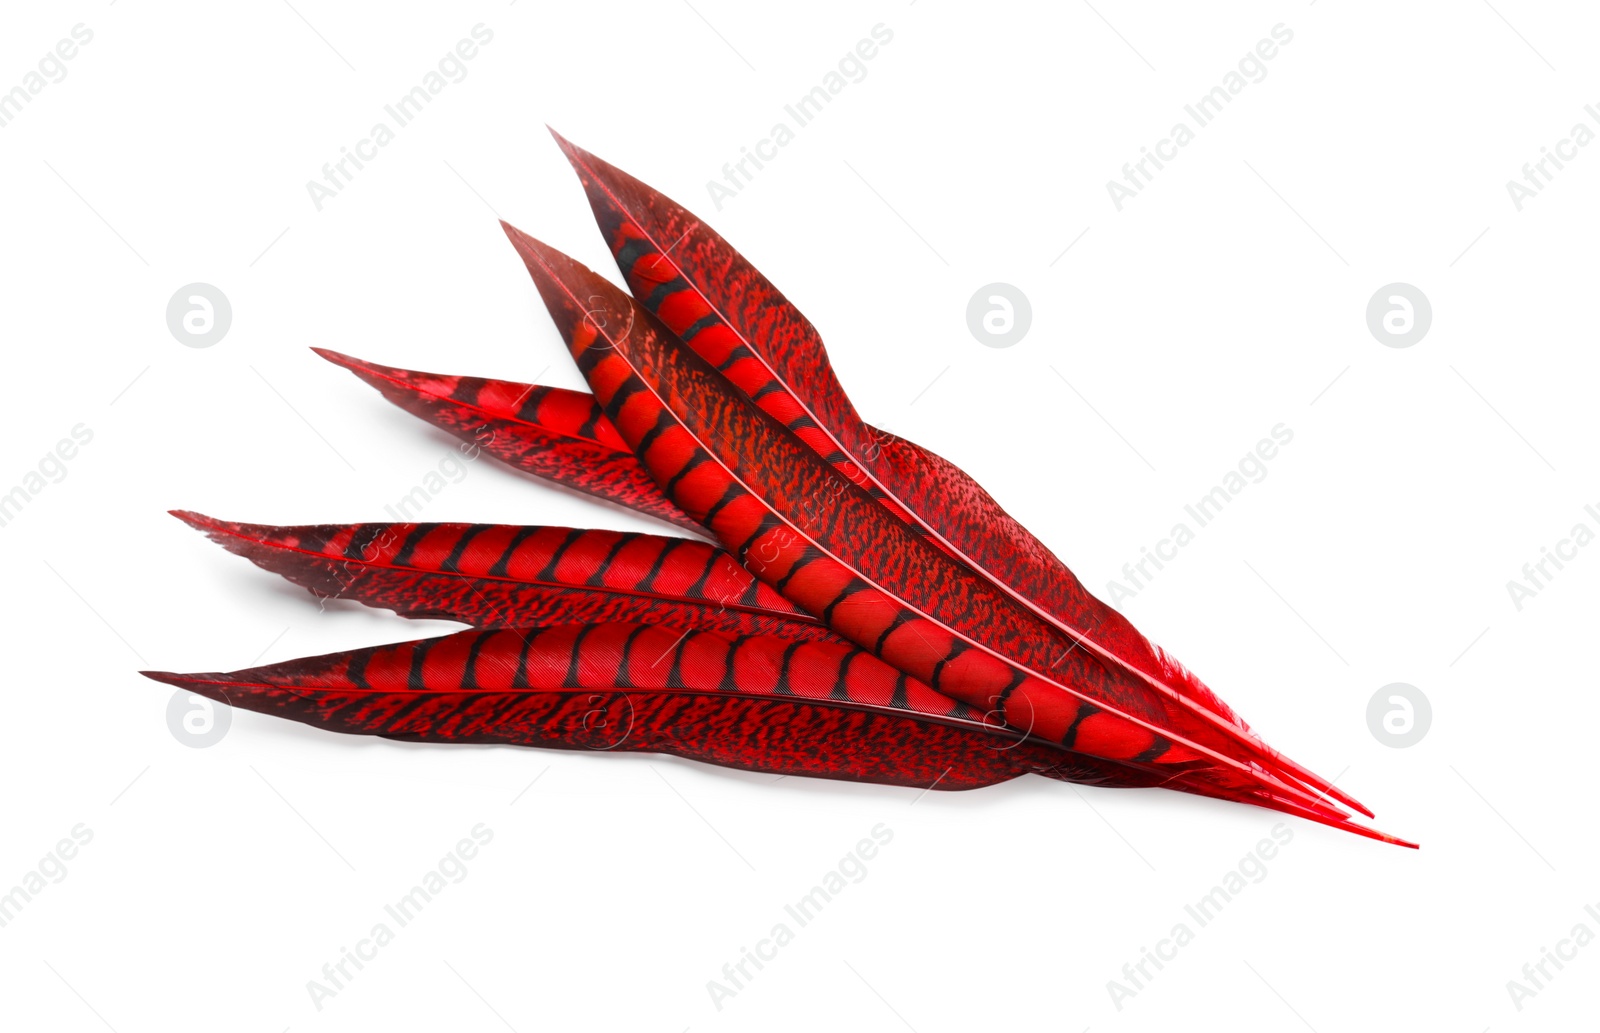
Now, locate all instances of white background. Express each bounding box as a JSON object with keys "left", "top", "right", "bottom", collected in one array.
[{"left": 2, "top": 1, "right": 1596, "bottom": 1030}]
